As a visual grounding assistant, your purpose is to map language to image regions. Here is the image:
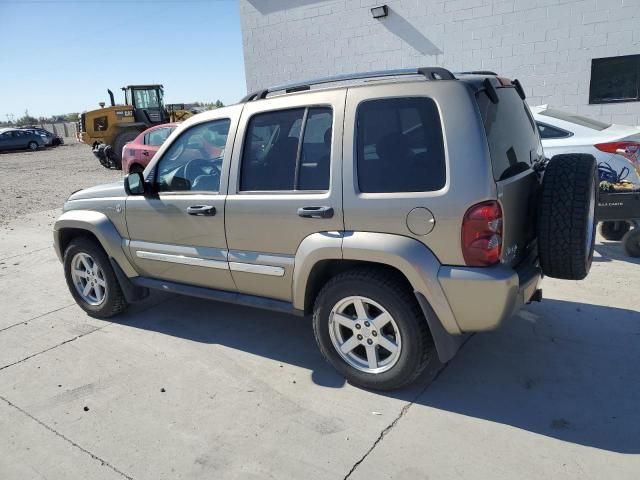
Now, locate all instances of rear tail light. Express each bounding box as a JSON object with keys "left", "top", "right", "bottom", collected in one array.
[
  {"left": 462, "top": 201, "right": 503, "bottom": 267},
  {"left": 595, "top": 141, "right": 640, "bottom": 162}
]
